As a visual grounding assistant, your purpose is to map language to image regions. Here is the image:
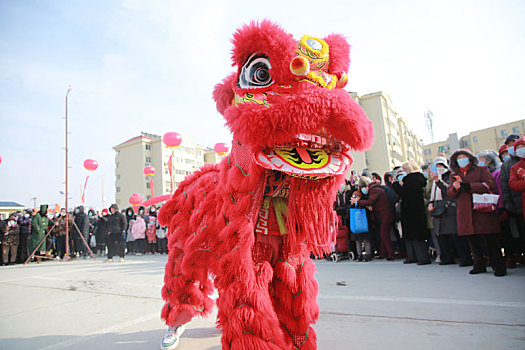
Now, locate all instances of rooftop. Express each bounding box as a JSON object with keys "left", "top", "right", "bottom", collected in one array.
[{"left": 0, "top": 201, "right": 24, "bottom": 208}]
